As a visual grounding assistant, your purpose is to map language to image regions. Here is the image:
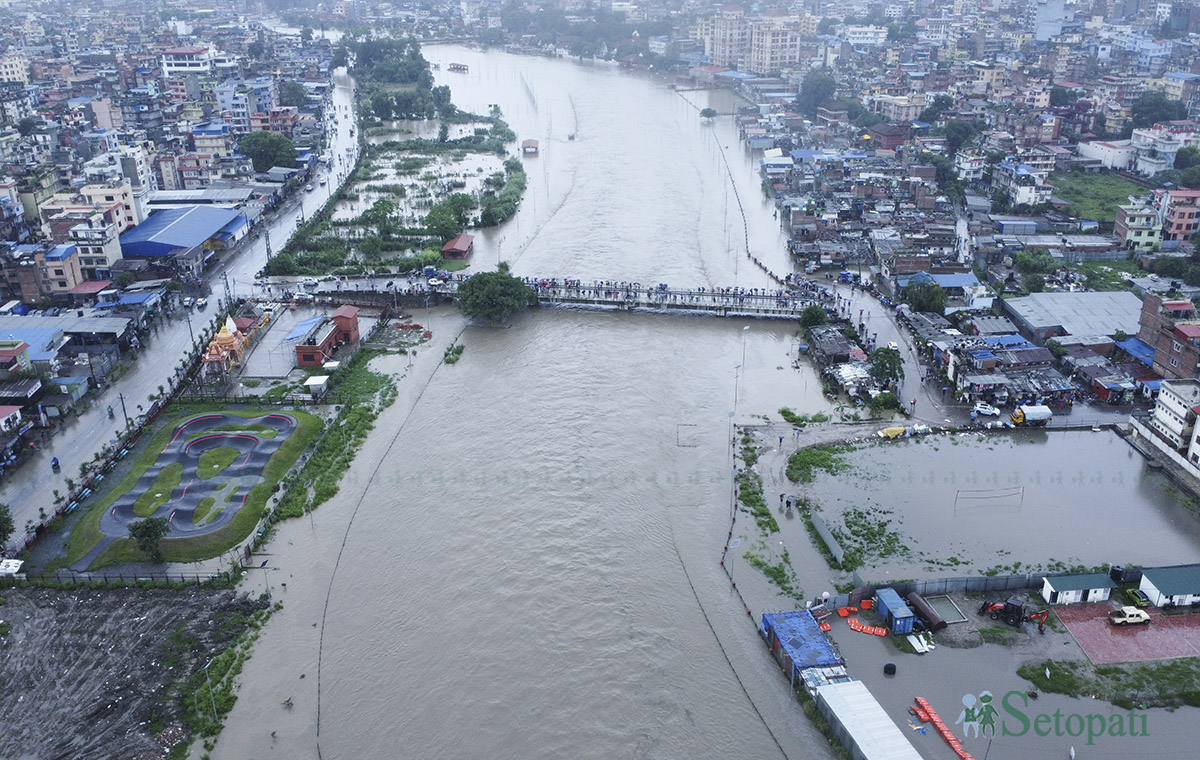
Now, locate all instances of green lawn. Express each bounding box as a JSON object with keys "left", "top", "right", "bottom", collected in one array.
[
  {"left": 197, "top": 446, "right": 240, "bottom": 480},
  {"left": 1049, "top": 171, "right": 1147, "bottom": 223},
  {"left": 66, "top": 409, "right": 324, "bottom": 568},
  {"left": 192, "top": 497, "right": 217, "bottom": 525},
  {"left": 131, "top": 463, "right": 183, "bottom": 517}
]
